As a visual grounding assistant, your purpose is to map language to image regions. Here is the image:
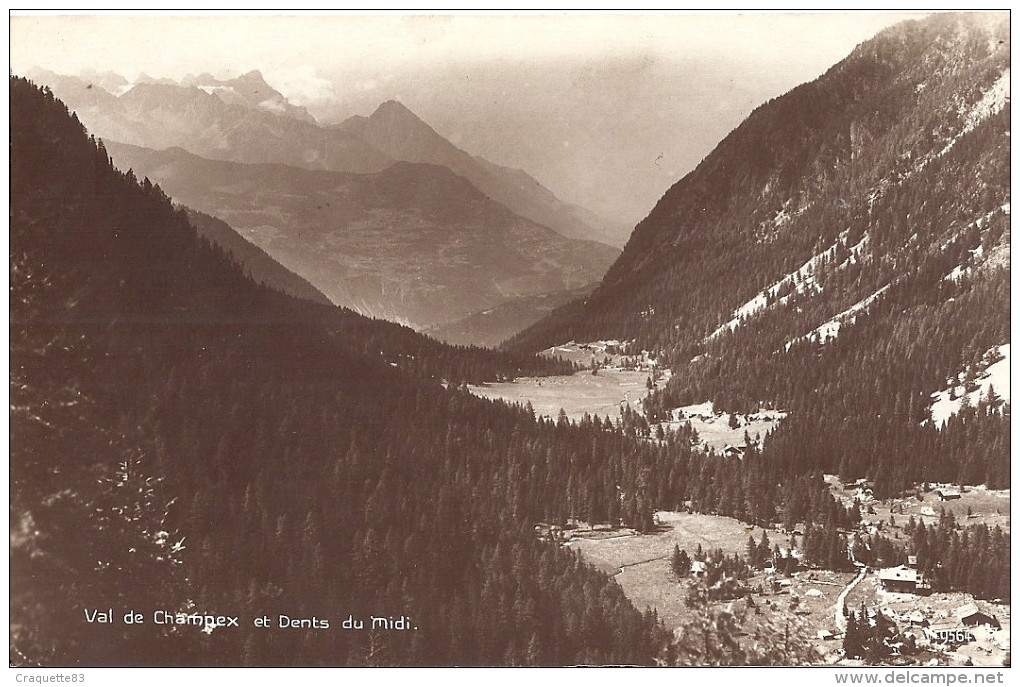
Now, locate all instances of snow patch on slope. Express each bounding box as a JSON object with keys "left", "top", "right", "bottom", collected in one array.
[
  {"left": 929, "top": 344, "right": 1010, "bottom": 426},
  {"left": 783, "top": 284, "right": 890, "bottom": 351},
  {"left": 707, "top": 232, "right": 859, "bottom": 339}
]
